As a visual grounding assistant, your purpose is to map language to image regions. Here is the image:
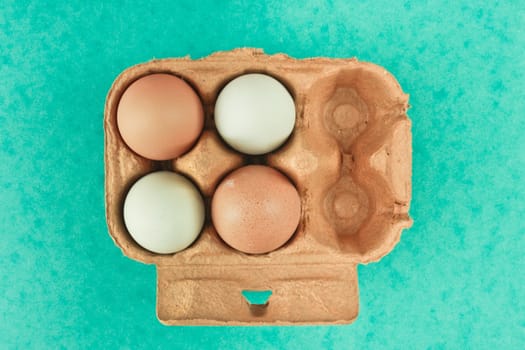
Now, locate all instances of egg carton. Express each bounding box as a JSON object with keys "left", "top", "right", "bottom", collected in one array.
[{"left": 104, "top": 48, "right": 412, "bottom": 325}]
